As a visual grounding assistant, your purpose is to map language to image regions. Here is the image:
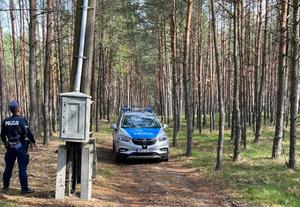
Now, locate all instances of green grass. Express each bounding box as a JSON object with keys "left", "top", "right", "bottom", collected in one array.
[
  {"left": 97, "top": 167, "right": 113, "bottom": 178},
  {"left": 104, "top": 117, "right": 299, "bottom": 206},
  {"left": 0, "top": 202, "right": 18, "bottom": 207},
  {"left": 167, "top": 125, "right": 300, "bottom": 207}
]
